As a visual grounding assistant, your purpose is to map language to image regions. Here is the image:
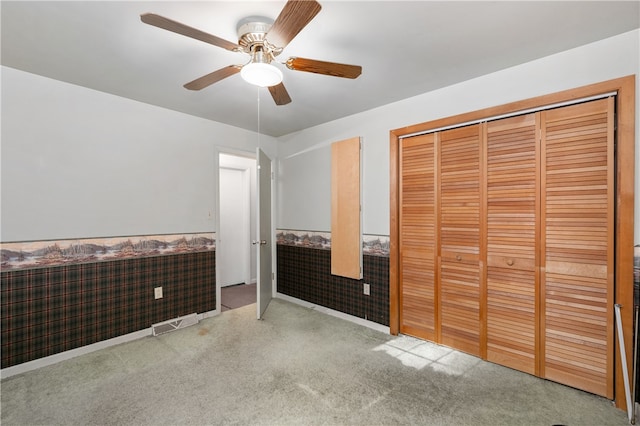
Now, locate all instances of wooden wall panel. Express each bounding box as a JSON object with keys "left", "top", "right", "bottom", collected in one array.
[
  {"left": 541, "top": 98, "right": 614, "bottom": 398},
  {"left": 439, "top": 125, "right": 481, "bottom": 356},
  {"left": 399, "top": 134, "right": 437, "bottom": 340},
  {"left": 331, "top": 137, "right": 362, "bottom": 279},
  {"left": 485, "top": 113, "right": 539, "bottom": 375}
]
